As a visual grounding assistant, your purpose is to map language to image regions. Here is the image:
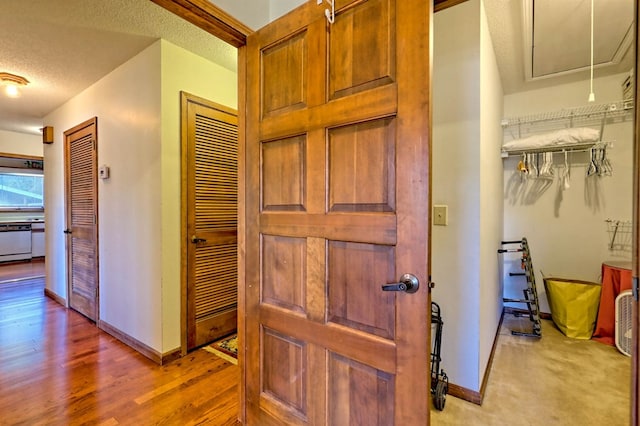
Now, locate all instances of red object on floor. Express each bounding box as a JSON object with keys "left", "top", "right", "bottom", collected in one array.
[{"left": 592, "top": 261, "right": 632, "bottom": 346}]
